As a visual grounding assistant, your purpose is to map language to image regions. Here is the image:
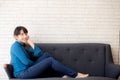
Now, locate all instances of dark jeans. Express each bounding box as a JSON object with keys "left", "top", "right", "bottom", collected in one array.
[{"left": 16, "top": 53, "right": 77, "bottom": 79}]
